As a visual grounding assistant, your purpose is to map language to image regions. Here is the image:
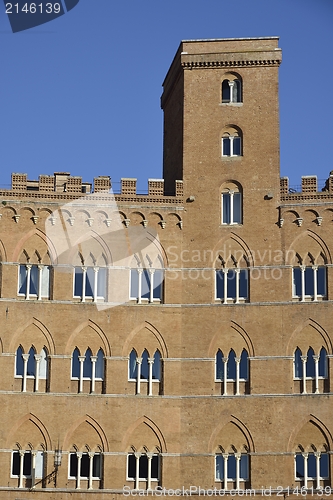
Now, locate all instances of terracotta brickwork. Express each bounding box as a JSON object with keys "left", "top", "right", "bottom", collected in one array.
[{"left": 0, "top": 37, "right": 333, "bottom": 499}]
